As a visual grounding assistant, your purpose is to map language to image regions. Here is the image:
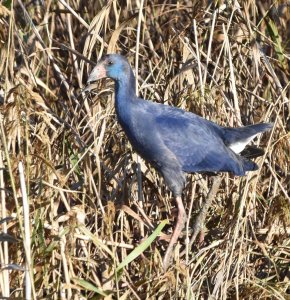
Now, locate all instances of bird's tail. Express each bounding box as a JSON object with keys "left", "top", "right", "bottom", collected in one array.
[
  {"left": 223, "top": 123, "right": 273, "bottom": 144},
  {"left": 223, "top": 122, "right": 273, "bottom": 154},
  {"left": 224, "top": 123, "right": 273, "bottom": 145},
  {"left": 241, "top": 145, "right": 265, "bottom": 159}
]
